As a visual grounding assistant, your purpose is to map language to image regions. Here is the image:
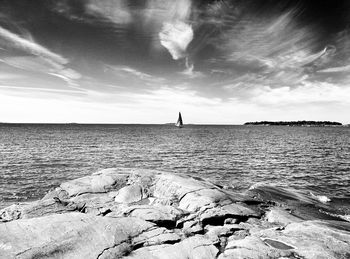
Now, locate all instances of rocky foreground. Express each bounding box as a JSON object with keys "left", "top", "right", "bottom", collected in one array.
[{"left": 0, "top": 168, "right": 349, "bottom": 259}]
